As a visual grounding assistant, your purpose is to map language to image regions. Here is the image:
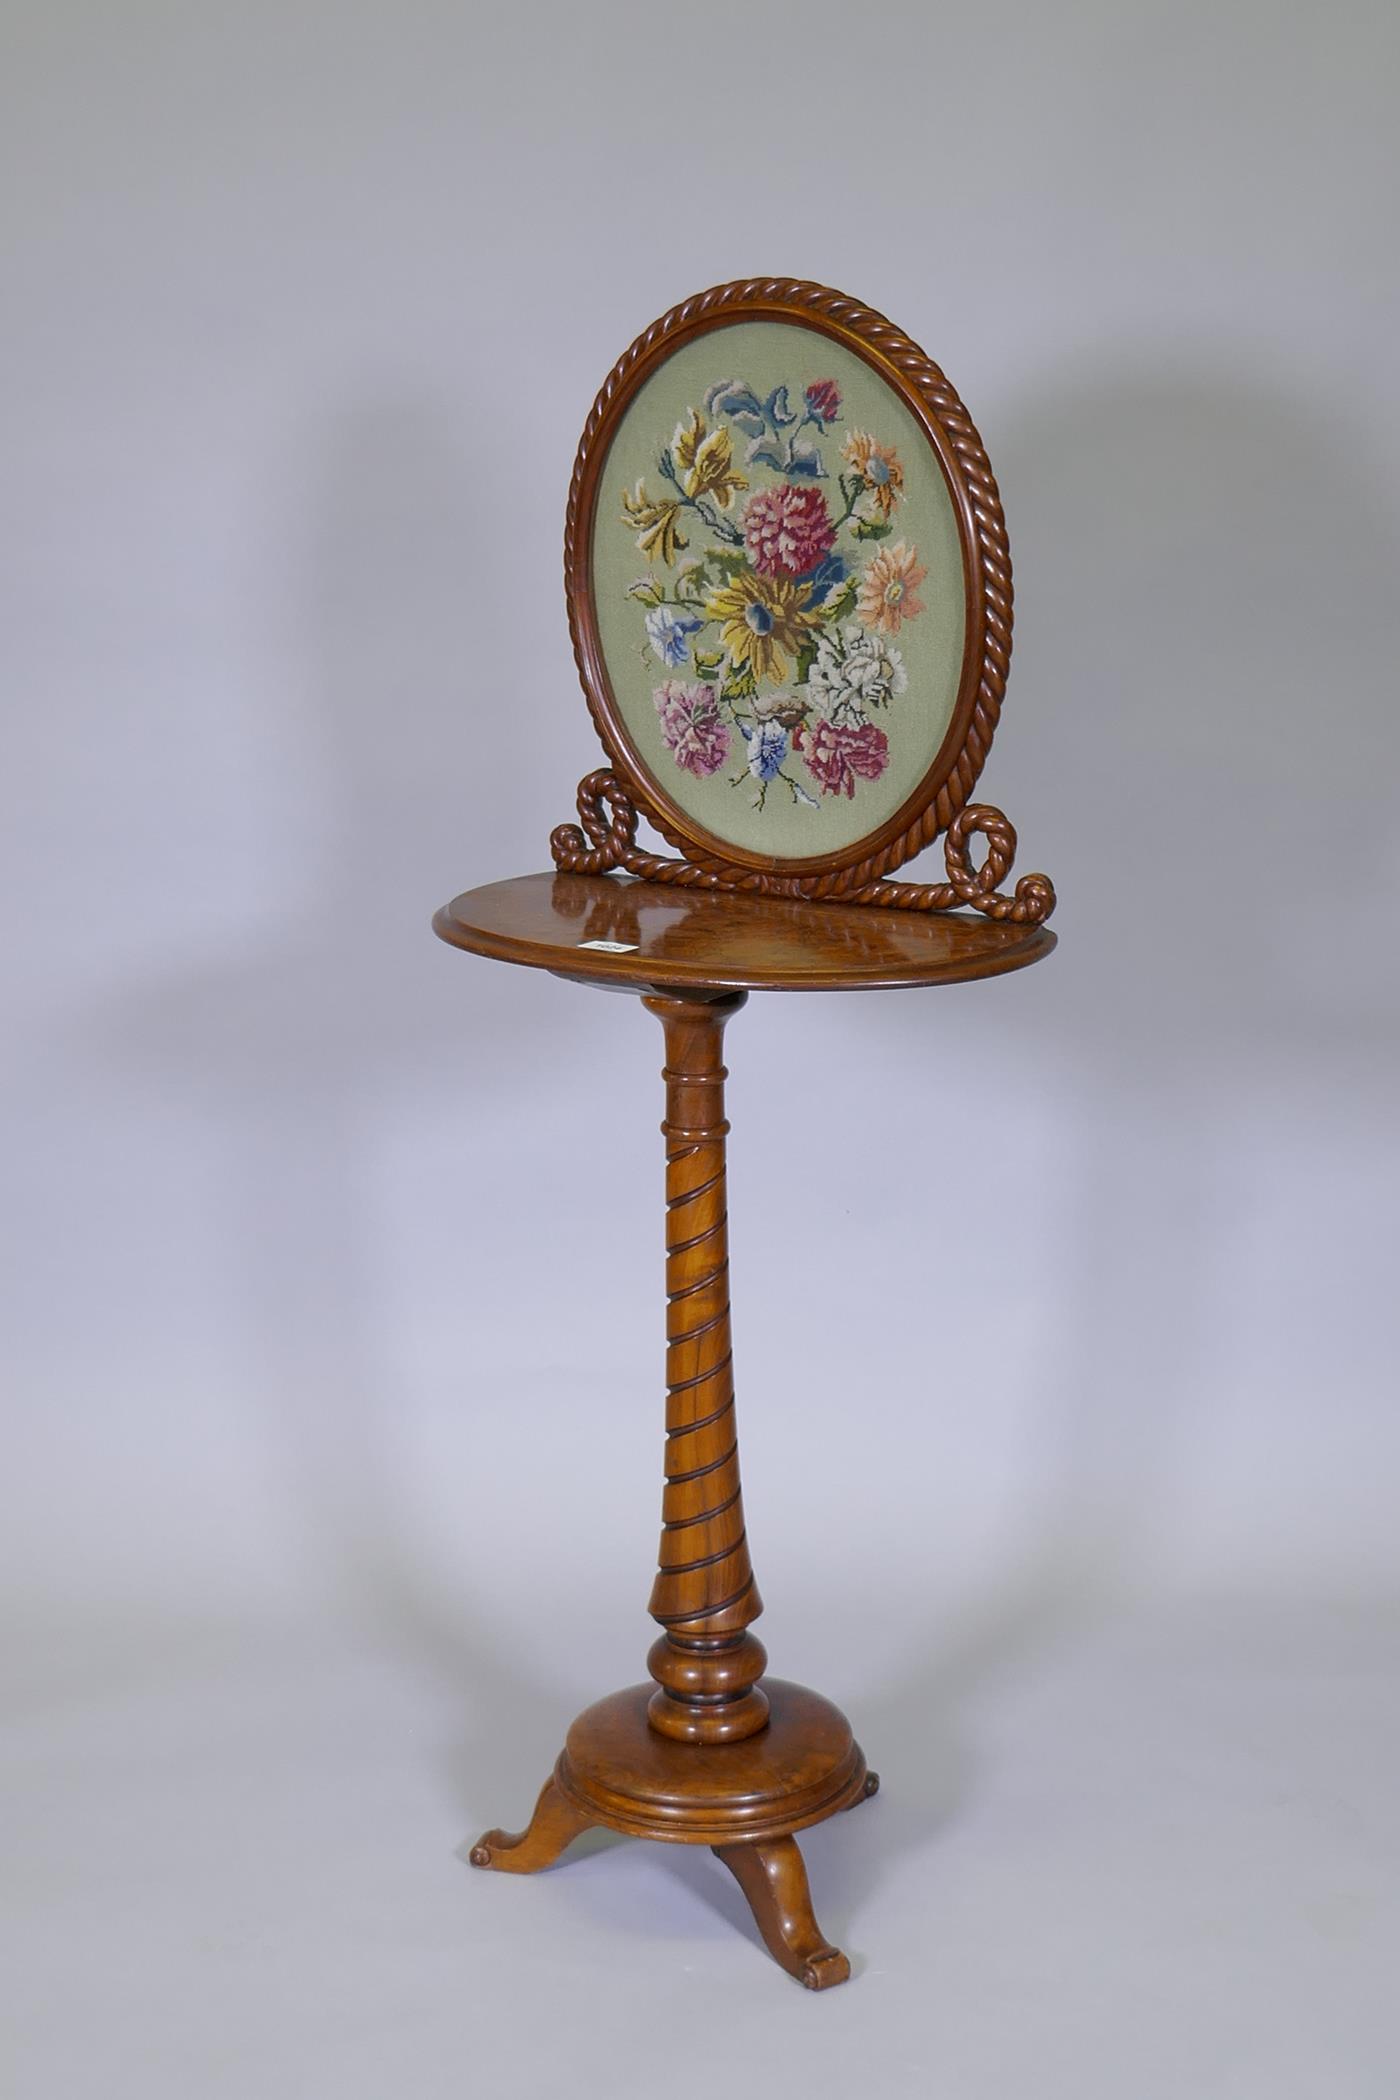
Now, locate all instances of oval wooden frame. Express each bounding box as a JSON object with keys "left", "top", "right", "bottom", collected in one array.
[{"left": 564, "top": 278, "right": 1012, "bottom": 893}]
